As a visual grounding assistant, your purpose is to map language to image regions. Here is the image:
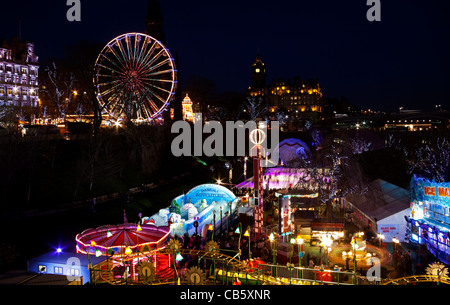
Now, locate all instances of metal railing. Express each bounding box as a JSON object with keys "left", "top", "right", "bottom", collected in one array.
[{"left": 257, "top": 264, "right": 378, "bottom": 285}]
